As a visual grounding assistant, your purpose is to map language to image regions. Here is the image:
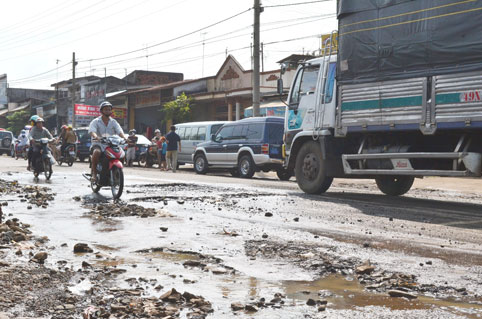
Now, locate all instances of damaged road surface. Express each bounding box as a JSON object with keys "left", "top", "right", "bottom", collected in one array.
[{"left": 0, "top": 157, "right": 481, "bottom": 319}]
